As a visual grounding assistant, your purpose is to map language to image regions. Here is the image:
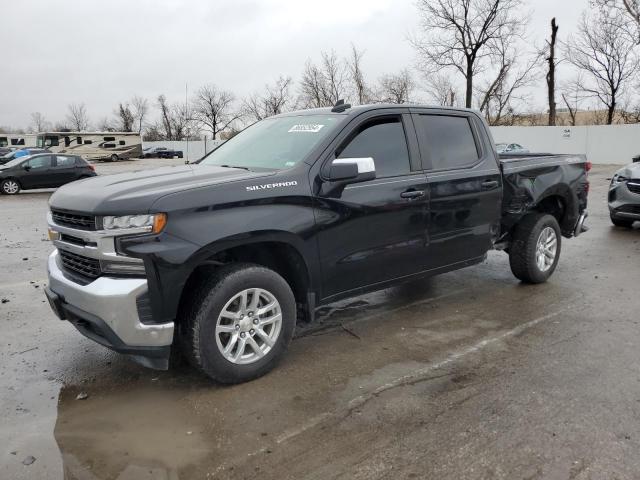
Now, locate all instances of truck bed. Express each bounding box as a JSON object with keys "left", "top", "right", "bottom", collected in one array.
[{"left": 498, "top": 153, "right": 589, "bottom": 239}]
